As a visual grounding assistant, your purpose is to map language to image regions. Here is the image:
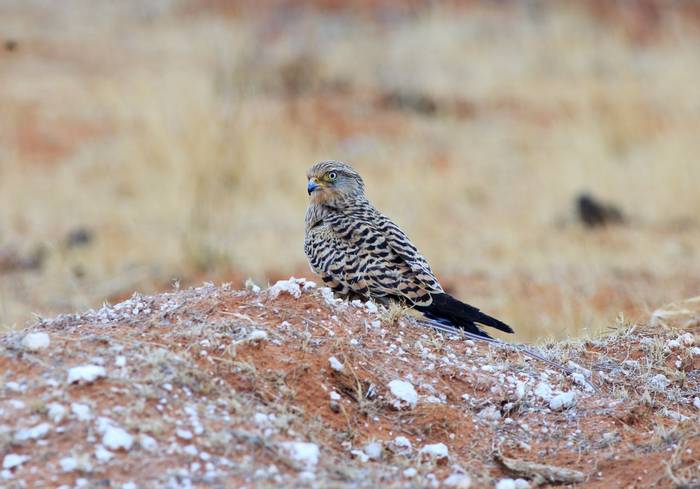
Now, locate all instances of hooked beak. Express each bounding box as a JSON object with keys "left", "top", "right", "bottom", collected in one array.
[{"left": 307, "top": 178, "right": 321, "bottom": 195}]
